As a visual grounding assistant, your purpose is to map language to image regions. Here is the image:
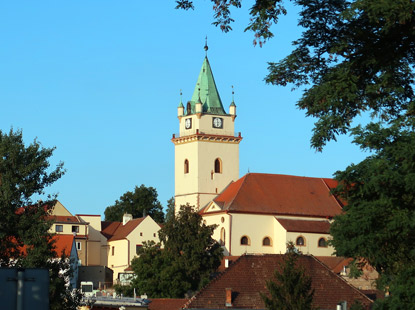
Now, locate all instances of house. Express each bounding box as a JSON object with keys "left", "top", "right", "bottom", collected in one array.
[
  {"left": 184, "top": 254, "right": 374, "bottom": 309},
  {"left": 49, "top": 201, "right": 90, "bottom": 265},
  {"left": 101, "top": 214, "right": 161, "bottom": 282}
]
